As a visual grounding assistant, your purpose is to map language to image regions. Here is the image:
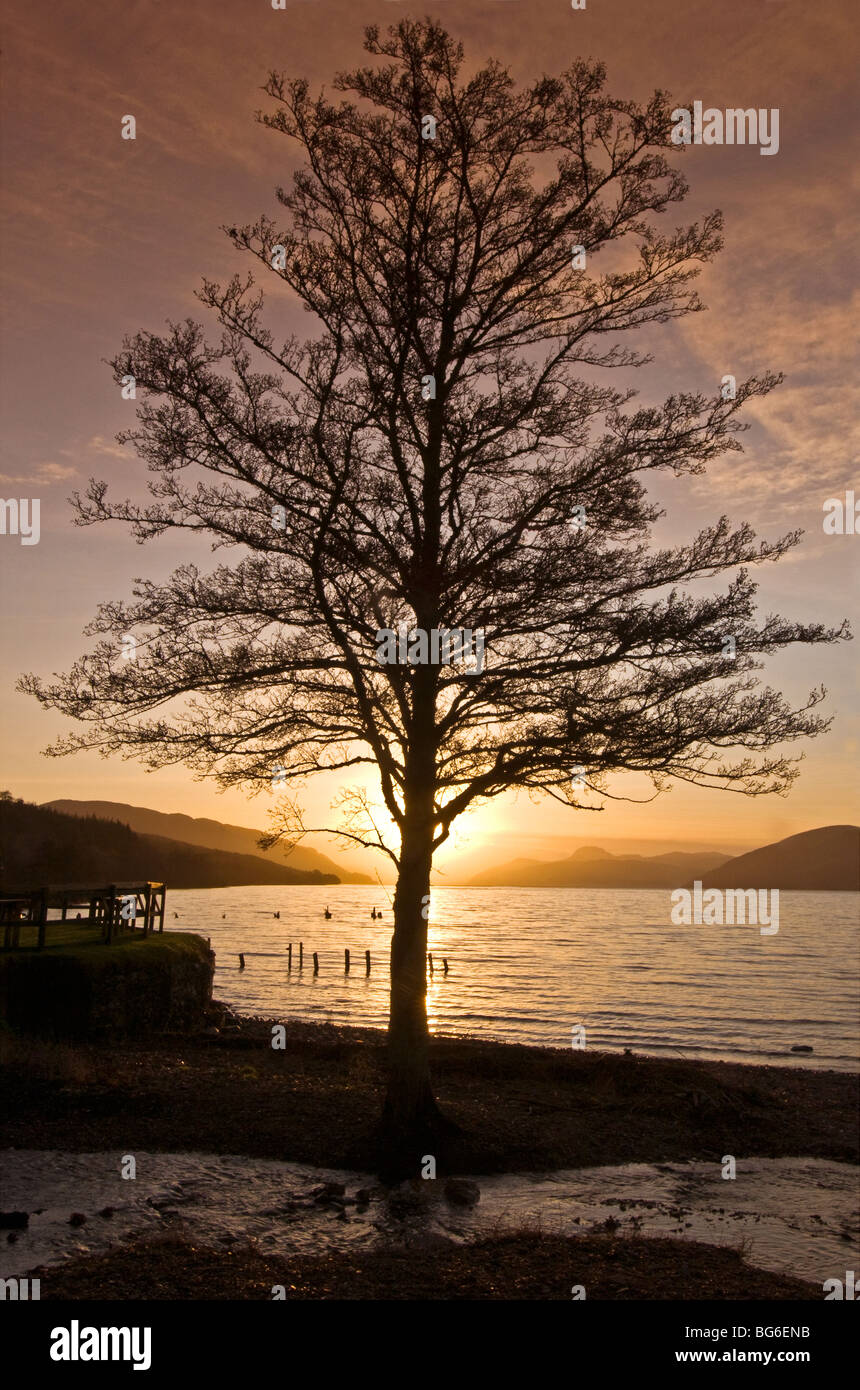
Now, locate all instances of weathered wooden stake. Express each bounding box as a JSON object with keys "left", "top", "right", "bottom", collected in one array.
[
  {"left": 344, "top": 948, "right": 350, "bottom": 973},
  {"left": 288, "top": 942, "right": 292, "bottom": 970},
  {"left": 427, "top": 952, "right": 434, "bottom": 974},
  {"left": 365, "top": 949, "right": 371, "bottom": 975},
  {"left": 239, "top": 953, "right": 245, "bottom": 970},
  {"left": 442, "top": 957, "right": 449, "bottom": 974},
  {"left": 313, "top": 951, "right": 319, "bottom": 975},
  {"left": 299, "top": 941, "right": 303, "bottom": 969}
]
